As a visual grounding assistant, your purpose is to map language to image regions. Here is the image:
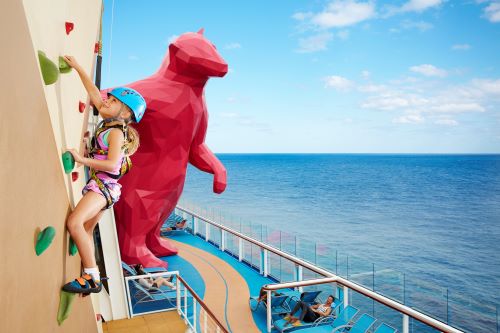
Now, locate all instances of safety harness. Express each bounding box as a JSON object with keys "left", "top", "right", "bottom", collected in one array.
[{"left": 87, "top": 121, "right": 132, "bottom": 208}]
